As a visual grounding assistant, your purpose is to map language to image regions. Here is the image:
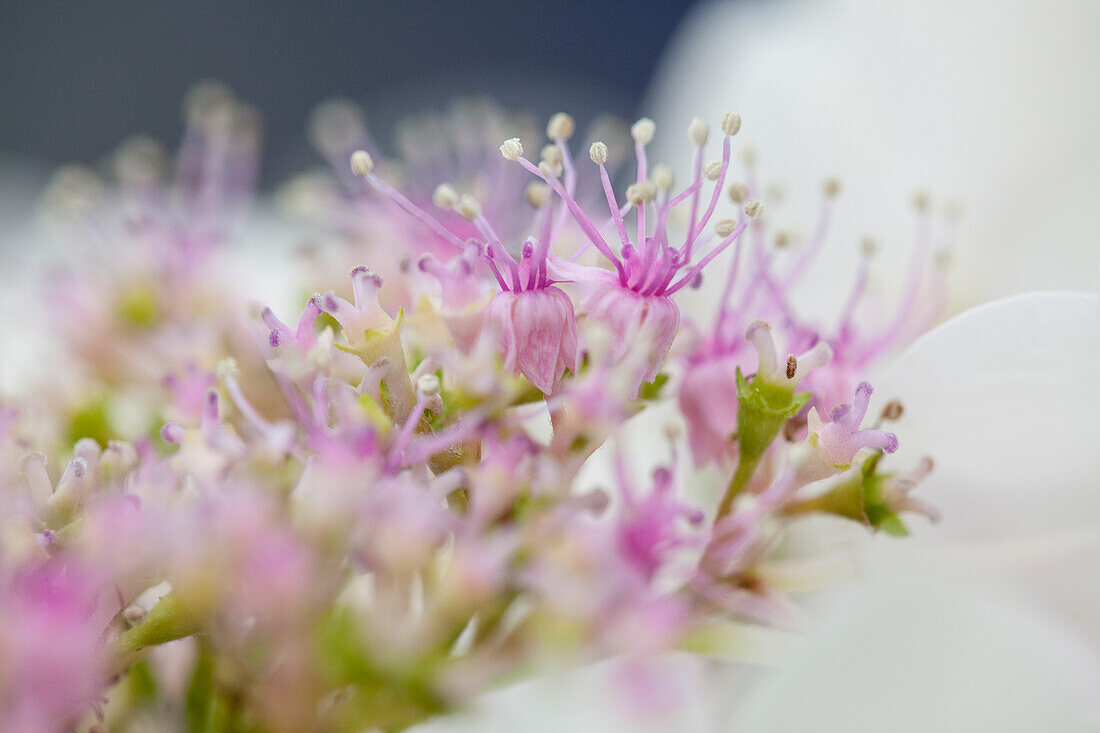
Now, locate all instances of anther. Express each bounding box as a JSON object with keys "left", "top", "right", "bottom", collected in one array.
[
  {"left": 456, "top": 194, "right": 481, "bottom": 221},
  {"left": 652, "top": 163, "right": 674, "bottom": 191},
  {"left": 499, "top": 137, "right": 523, "bottom": 161},
  {"left": 785, "top": 355, "right": 797, "bottom": 380},
  {"left": 589, "top": 141, "right": 609, "bottom": 165},
  {"left": 728, "top": 183, "right": 748, "bottom": 203},
  {"left": 547, "top": 112, "right": 576, "bottom": 141},
  {"left": 524, "top": 181, "right": 550, "bottom": 208},
  {"left": 625, "top": 181, "right": 656, "bottom": 206},
  {"left": 350, "top": 150, "right": 374, "bottom": 177},
  {"left": 744, "top": 199, "right": 764, "bottom": 219},
  {"left": 721, "top": 111, "right": 742, "bottom": 136},
  {"left": 823, "top": 177, "right": 842, "bottom": 198},
  {"left": 704, "top": 160, "right": 722, "bottom": 181},
  {"left": 881, "top": 400, "right": 904, "bottom": 421},
  {"left": 432, "top": 183, "right": 459, "bottom": 209},
  {"left": 715, "top": 219, "right": 737, "bottom": 238},
  {"left": 688, "top": 117, "right": 710, "bottom": 147},
  {"left": 540, "top": 144, "right": 563, "bottom": 166},
  {"left": 631, "top": 117, "right": 656, "bottom": 145}
]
